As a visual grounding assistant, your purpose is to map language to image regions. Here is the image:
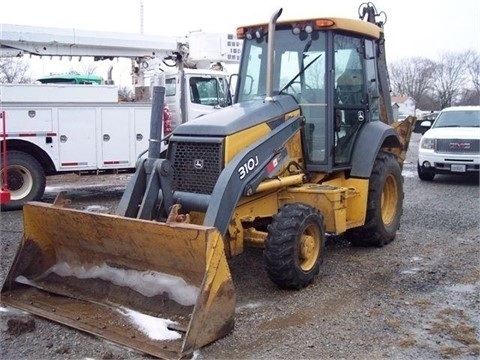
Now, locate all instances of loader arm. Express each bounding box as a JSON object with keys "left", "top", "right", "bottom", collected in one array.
[
  {"left": 118, "top": 112, "right": 303, "bottom": 229},
  {"left": 115, "top": 86, "right": 175, "bottom": 220},
  {"left": 204, "top": 115, "right": 303, "bottom": 236}
]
